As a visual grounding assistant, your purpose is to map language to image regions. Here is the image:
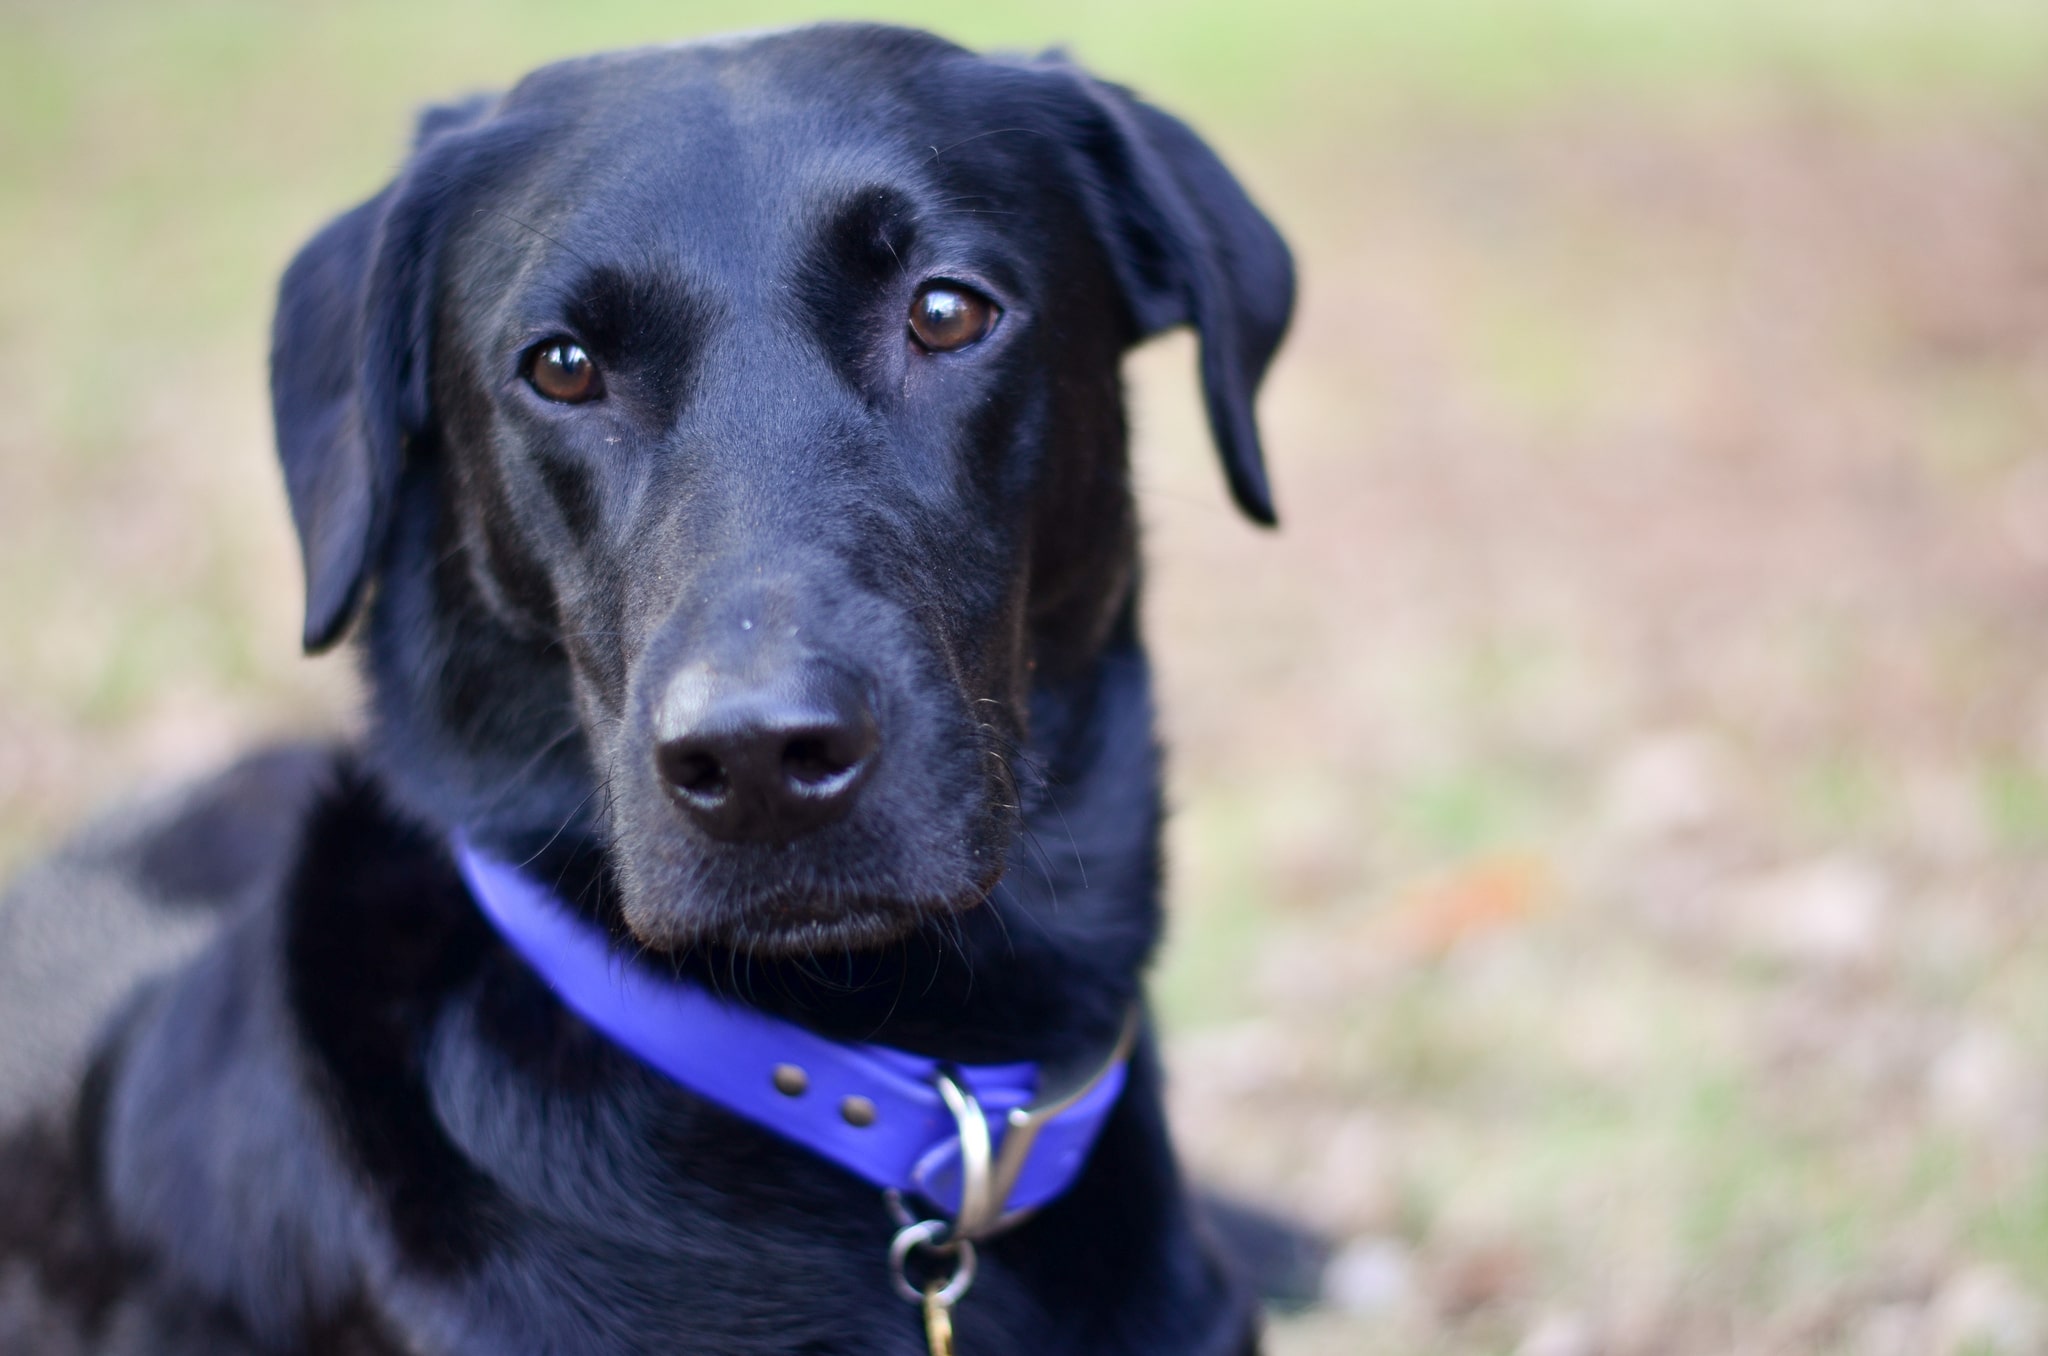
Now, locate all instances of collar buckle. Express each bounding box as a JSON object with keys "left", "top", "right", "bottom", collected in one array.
[{"left": 927, "top": 1004, "right": 1142, "bottom": 1244}]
